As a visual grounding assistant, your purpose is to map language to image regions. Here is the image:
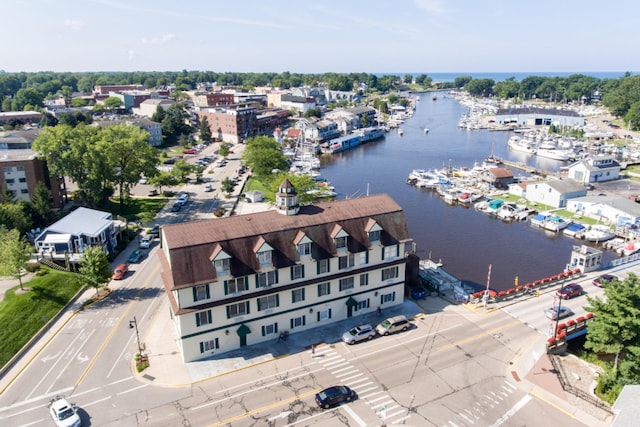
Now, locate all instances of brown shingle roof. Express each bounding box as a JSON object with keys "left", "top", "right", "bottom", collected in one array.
[{"left": 162, "top": 194, "right": 410, "bottom": 290}]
